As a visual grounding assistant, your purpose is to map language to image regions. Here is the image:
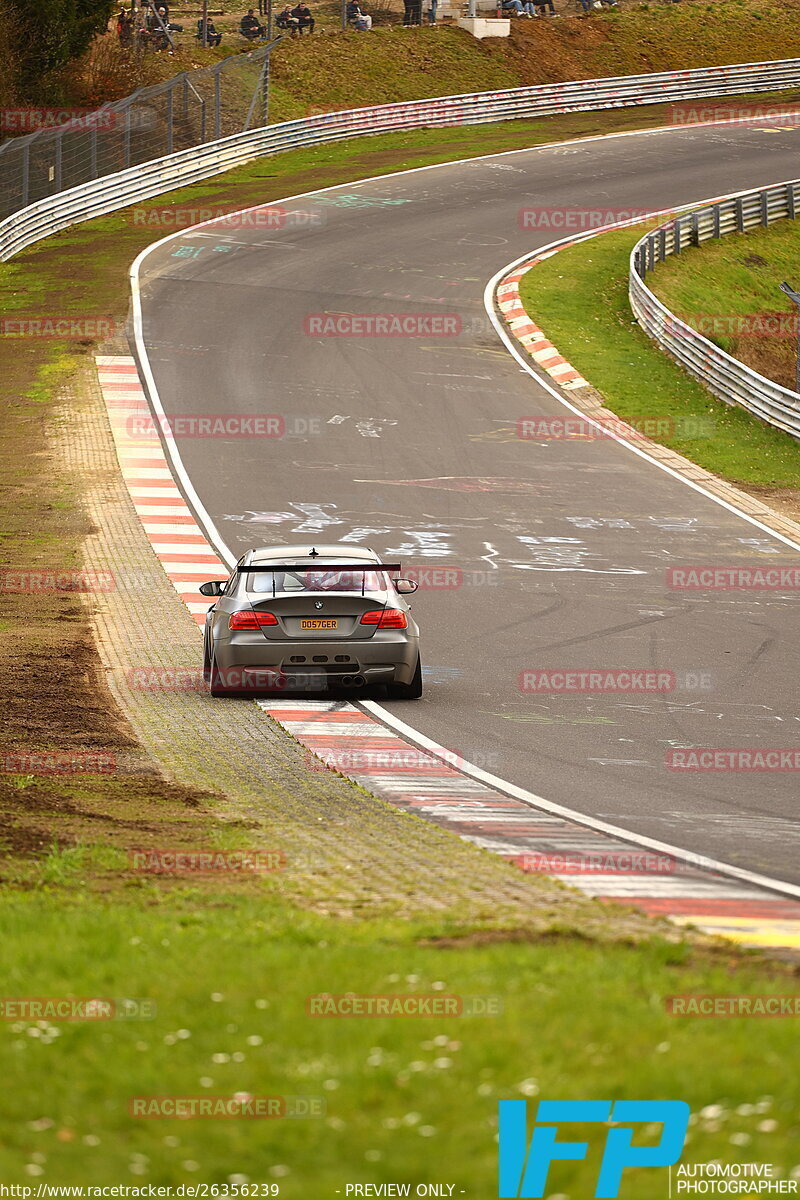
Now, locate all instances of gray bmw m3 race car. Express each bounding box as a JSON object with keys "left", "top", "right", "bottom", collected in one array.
[{"left": 200, "top": 544, "right": 422, "bottom": 698}]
